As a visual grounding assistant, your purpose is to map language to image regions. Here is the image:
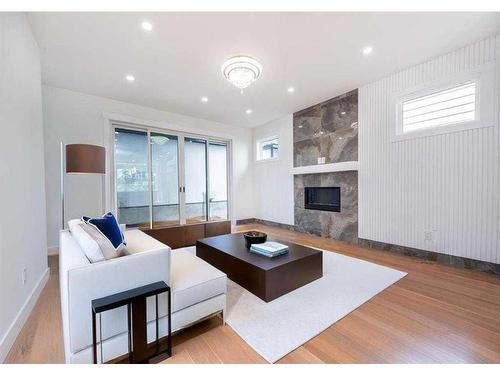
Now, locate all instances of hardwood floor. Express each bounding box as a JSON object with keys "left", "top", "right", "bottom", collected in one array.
[{"left": 5, "top": 224, "right": 500, "bottom": 364}]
